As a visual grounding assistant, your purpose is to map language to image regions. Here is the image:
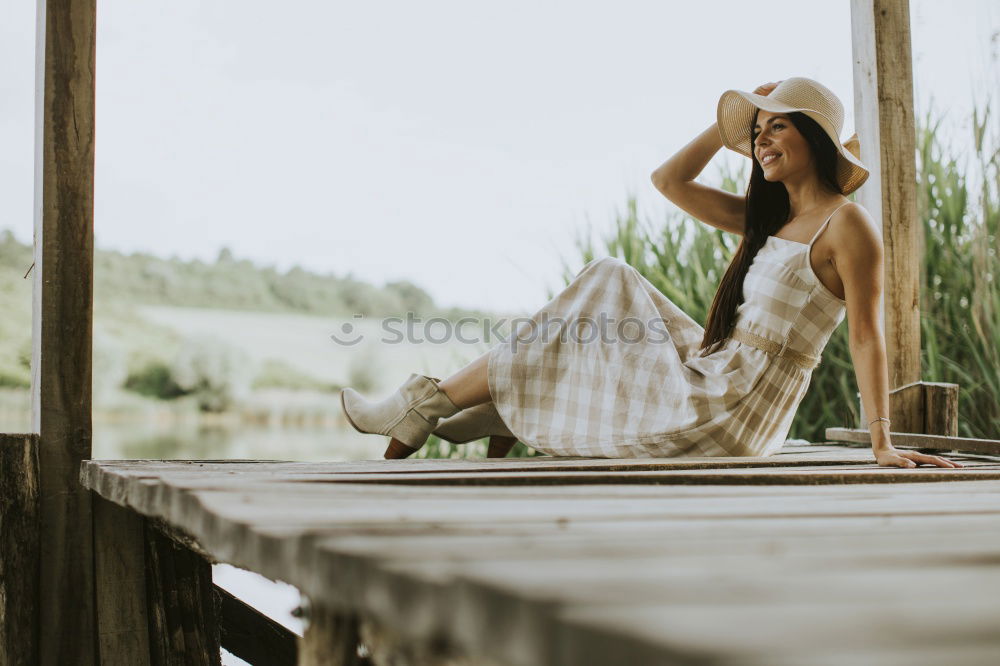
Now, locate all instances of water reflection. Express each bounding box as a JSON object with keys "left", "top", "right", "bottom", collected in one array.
[{"left": 93, "top": 420, "right": 387, "bottom": 461}]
